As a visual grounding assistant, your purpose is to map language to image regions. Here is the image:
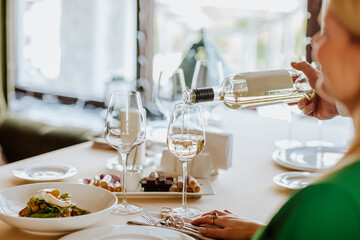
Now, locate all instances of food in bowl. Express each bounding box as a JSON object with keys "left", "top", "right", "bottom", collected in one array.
[
  {"left": 0, "top": 182, "right": 117, "bottom": 235},
  {"left": 19, "top": 188, "right": 90, "bottom": 218}
]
